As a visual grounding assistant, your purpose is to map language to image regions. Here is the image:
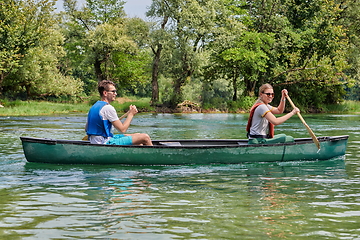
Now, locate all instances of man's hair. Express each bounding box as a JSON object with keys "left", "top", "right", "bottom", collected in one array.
[{"left": 98, "top": 80, "right": 115, "bottom": 96}]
